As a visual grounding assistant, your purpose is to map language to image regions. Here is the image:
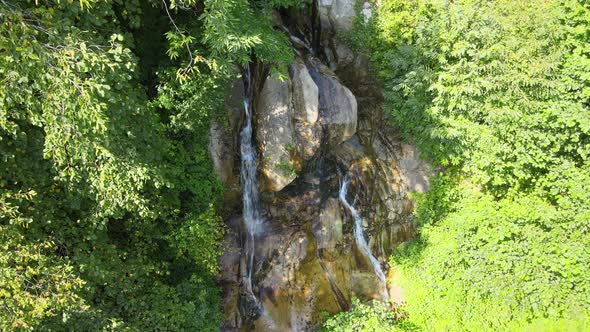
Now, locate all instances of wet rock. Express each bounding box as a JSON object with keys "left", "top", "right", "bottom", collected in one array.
[
  {"left": 333, "top": 133, "right": 424, "bottom": 258},
  {"left": 313, "top": 198, "right": 343, "bottom": 255},
  {"left": 333, "top": 135, "right": 366, "bottom": 163},
  {"left": 220, "top": 2, "right": 431, "bottom": 328},
  {"left": 351, "top": 271, "right": 388, "bottom": 303},
  {"left": 209, "top": 77, "right": 244, "bottom": 212},
  {"left": 239, "top": 288, "right": 263, "bottom": 322},
  {"left": 252, "top": 223, "right": 354, "bottom": 331}
]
